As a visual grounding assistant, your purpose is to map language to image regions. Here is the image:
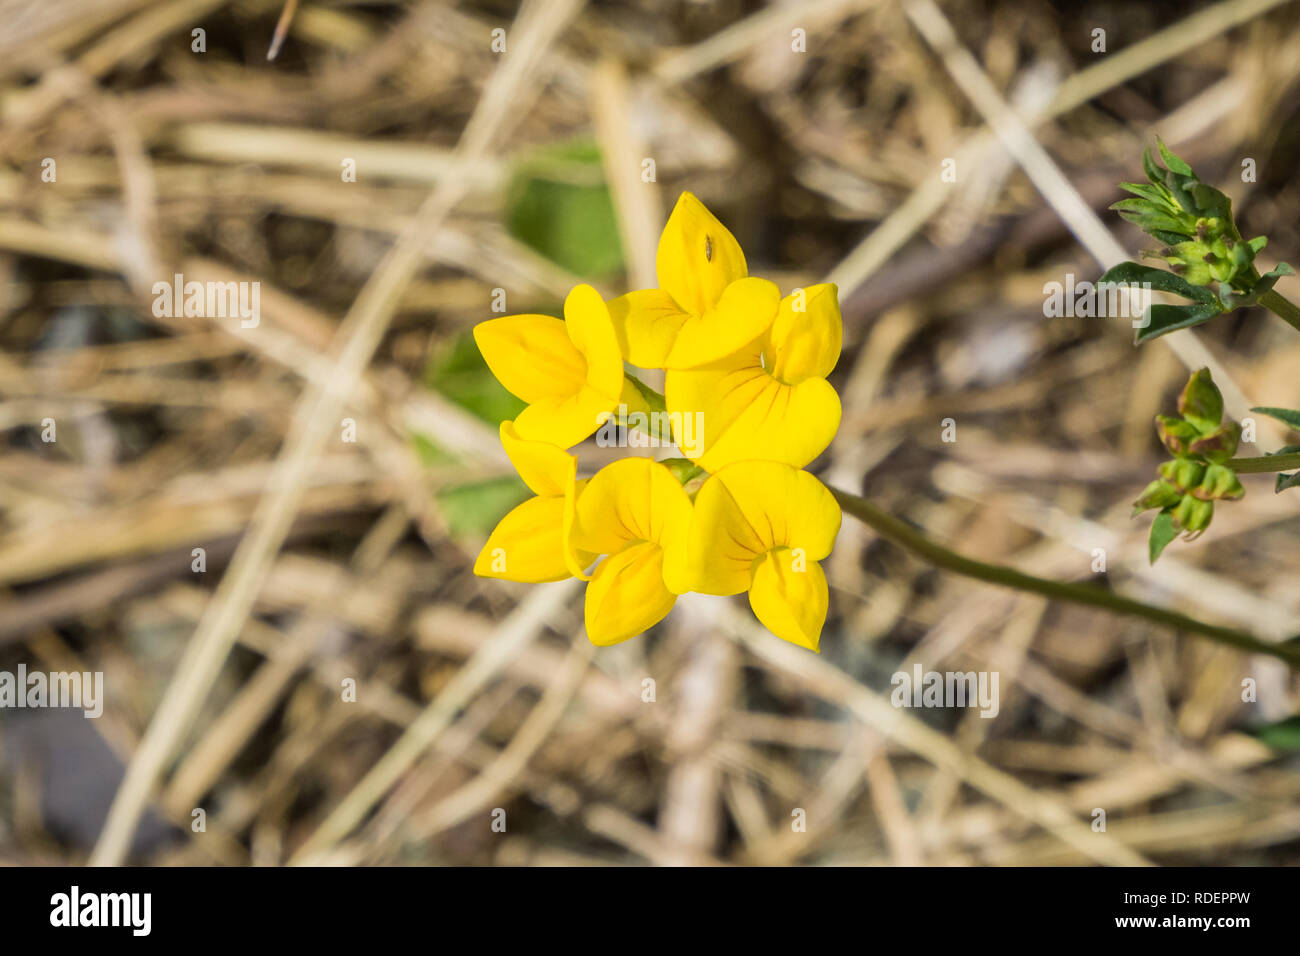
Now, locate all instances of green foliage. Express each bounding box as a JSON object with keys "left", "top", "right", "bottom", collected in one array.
[
  {"left": 410, "top": 431, "right": 454, "bottom": 467},
  {"left": 424, "top": 331, "right": 526, "bottom": 427},
  {"left": 1252, "top": 410, "right": 1300, "bottom": 493},
  {"left": 1103, "top": 138, "right": 1294, "bottom": 342},
  {"left": 1249, "top": 716, "right": 1300, "bottom": 751},
  {"left": 1148, "top": 510, "right": 1178, "bottom": 564},
  {"left": 1252, "top": 406, "right": 1300, "bottom": 430},
  {"left": 506, "top": 140, "right": 625, "bottom": 278},
  {"left": 437, "top": 476, "right": 531, "bottom": 537}
]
